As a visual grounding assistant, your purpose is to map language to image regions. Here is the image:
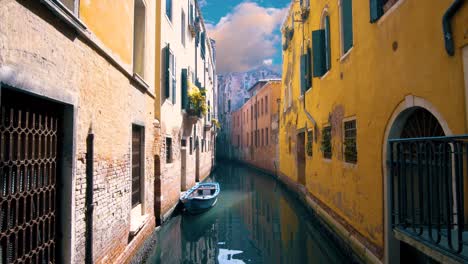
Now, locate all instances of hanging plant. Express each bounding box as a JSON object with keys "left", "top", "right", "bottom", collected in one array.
[
  {"left": 187, "top": 84, "right": 207, "bottom": 117},
  {"left": 211, "top": 118, "right": 221, "bottom": 129}
]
